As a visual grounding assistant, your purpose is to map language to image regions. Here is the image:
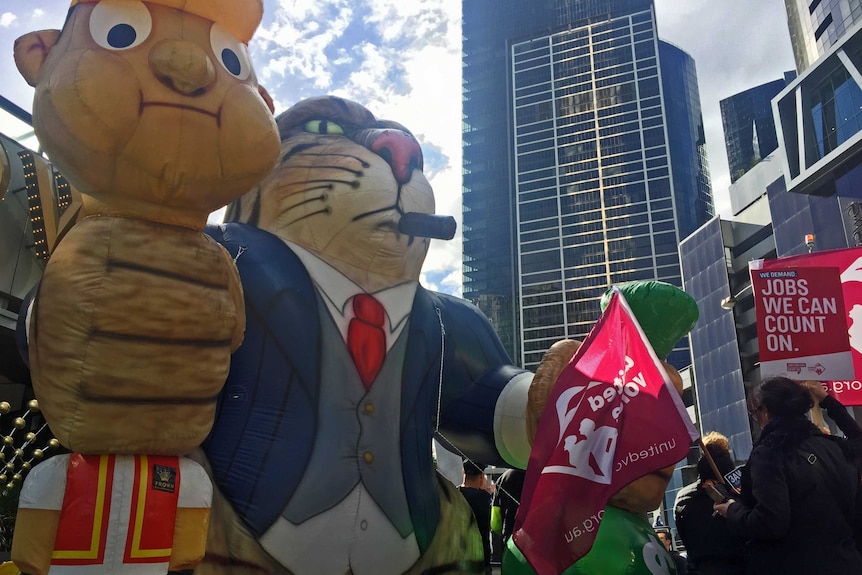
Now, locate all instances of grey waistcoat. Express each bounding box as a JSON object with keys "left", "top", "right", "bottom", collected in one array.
[{"left": 283, "top": 296, "right": 414, "bottom": 537}]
